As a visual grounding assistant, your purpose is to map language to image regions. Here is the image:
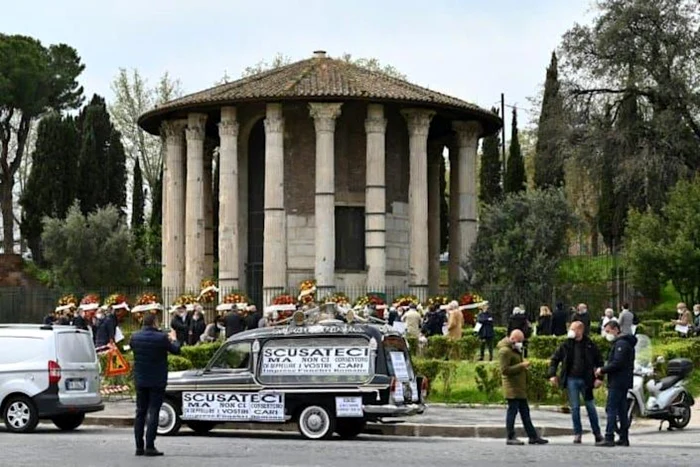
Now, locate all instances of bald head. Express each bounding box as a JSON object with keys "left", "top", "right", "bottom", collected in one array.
[
  {"left": 509, "top": 329, "right": 525, "bottom": 343},
  {"left": 569, "top": 321, "right": 584, "bottom": 340}
]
